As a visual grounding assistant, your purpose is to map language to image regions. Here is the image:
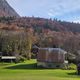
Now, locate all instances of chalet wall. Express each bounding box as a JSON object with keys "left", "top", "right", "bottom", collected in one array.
[{"left": 37, "top": 48, "right": 67, "bottom": 68}]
